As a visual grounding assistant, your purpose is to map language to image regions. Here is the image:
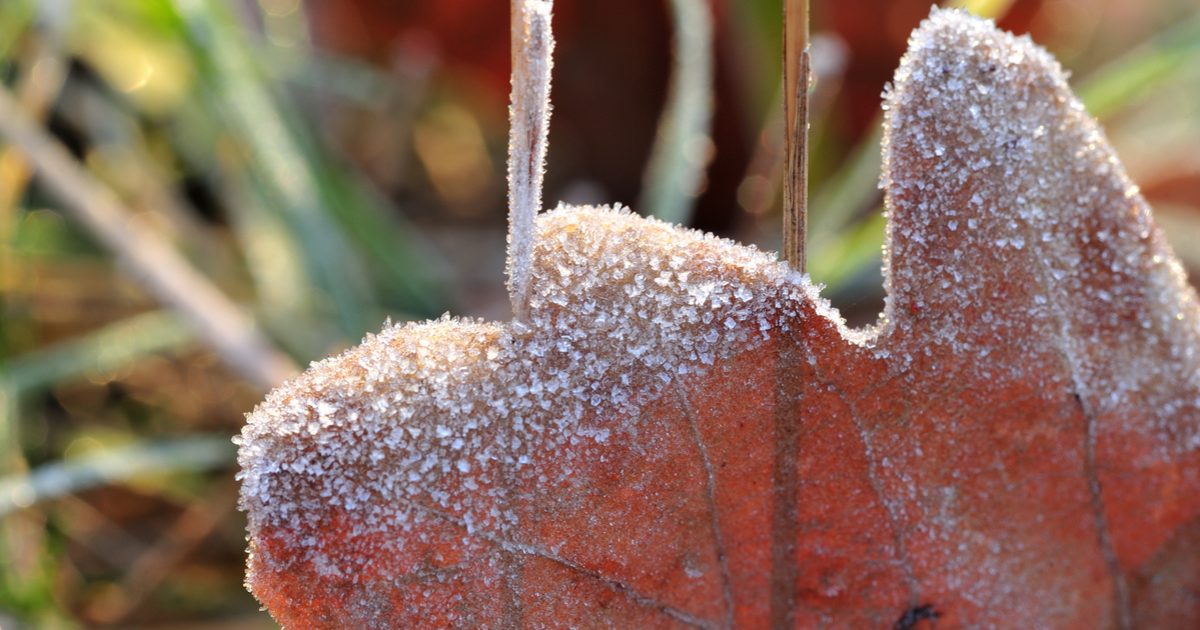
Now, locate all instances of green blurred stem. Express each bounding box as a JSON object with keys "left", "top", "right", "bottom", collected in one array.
[
  {"left": 0, "top": 0, "right": 35, "bottom": 60},
  {"left": 0, "top": 386, "right": 19, "bottom": 477},
  {"left": 171, "top": 0, "right": 374, "bottom": 340},
  {"left": 0, "top": 87, "right": 298, "bottom": 390},
  {"left": 946, "top": 0, "right": 1017, "bottom": 20},
  {"left": 639, "top": 0, "right": 714, "bottom": 225},
  {"left": 810, "top": 125, "right": 882, "bottom": 242},
  {"left": 2, "top": 311, "right": 193, "bottom": 392},
  {"left": 0, "top": 437, "right": 234, "bottom": 518},
  {"left": 809, "top": 210, "right": 885, "bottom": 290},
  {"left": 172, "top": 0, "right": 451, "bottom": 334},
  {"left": 1, "top": 312, "right": 196, "bottom": 482},
  {"left": 1078, "top": 13, "right": 1200, "bottom": 120}
]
